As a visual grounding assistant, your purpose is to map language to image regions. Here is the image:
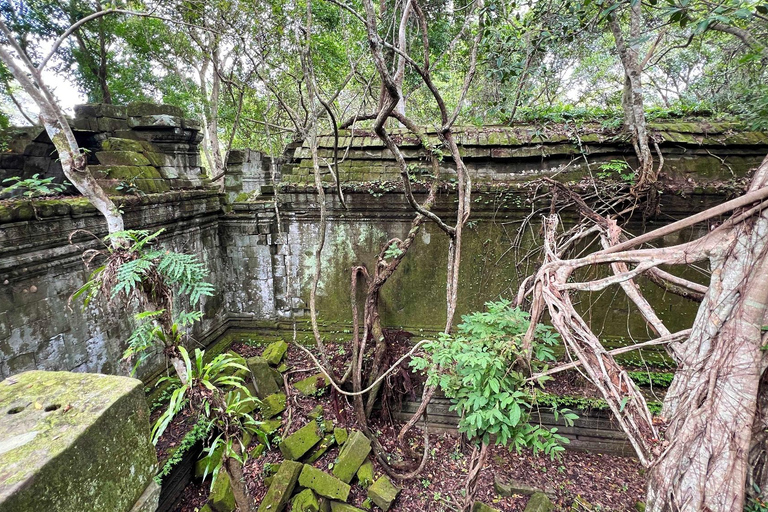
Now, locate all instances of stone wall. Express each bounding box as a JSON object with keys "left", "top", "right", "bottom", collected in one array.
[{"left": 2, "top": 114, "right": 768, "bottom": 381}]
